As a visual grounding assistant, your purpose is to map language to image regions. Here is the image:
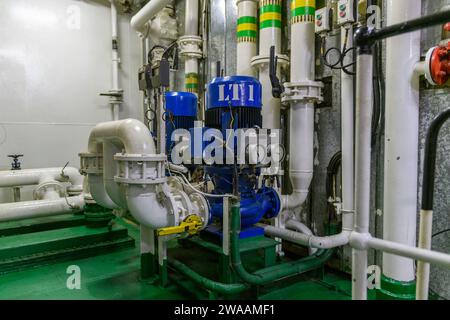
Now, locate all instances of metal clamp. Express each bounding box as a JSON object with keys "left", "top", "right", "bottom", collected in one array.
[{"left": 178, "top": 35, "right": 203, "bottom": 59}]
